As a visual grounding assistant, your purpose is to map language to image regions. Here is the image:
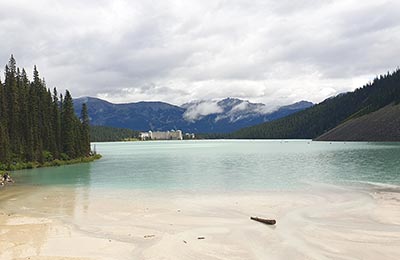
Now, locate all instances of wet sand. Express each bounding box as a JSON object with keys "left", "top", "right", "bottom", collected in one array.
[{"left": 1, "top": 184, "right": 400, "bottom": 260}]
